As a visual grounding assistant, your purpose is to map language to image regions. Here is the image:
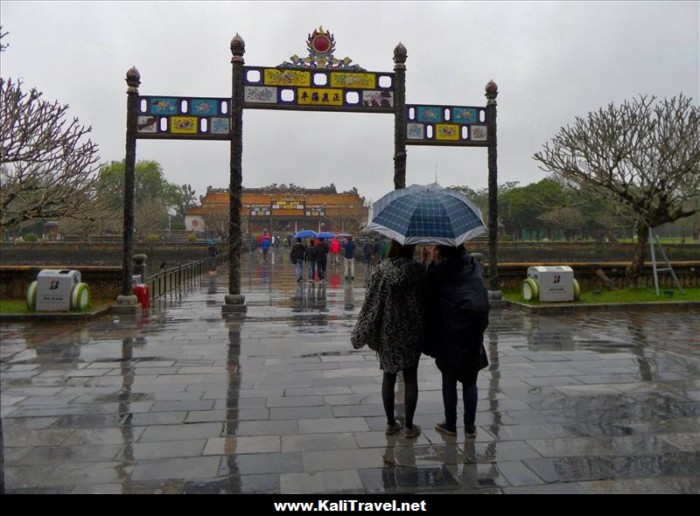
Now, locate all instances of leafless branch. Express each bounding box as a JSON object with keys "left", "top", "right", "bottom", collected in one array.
[{"left": 0, "top": 78, "right": 102, "bottom": 231}]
